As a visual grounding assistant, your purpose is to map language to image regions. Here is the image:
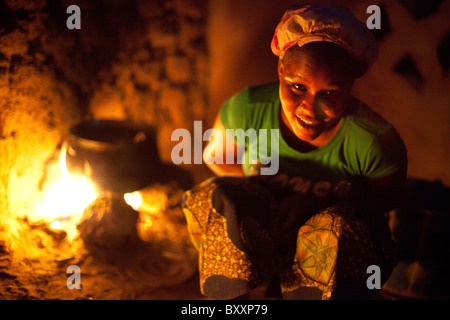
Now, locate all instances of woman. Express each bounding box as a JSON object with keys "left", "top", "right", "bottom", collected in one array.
[{"left": 182, "top": 4, "right": 407, "bottom": 299}]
